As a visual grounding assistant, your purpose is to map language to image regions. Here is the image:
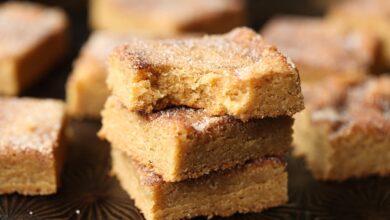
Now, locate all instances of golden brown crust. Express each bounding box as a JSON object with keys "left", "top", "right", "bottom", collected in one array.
[
  {"left": 112, "top": 27, "right": 283, "bottom": 74},
  {"left": 261, "top": 16, "right": 379, "bottom": 81}
]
